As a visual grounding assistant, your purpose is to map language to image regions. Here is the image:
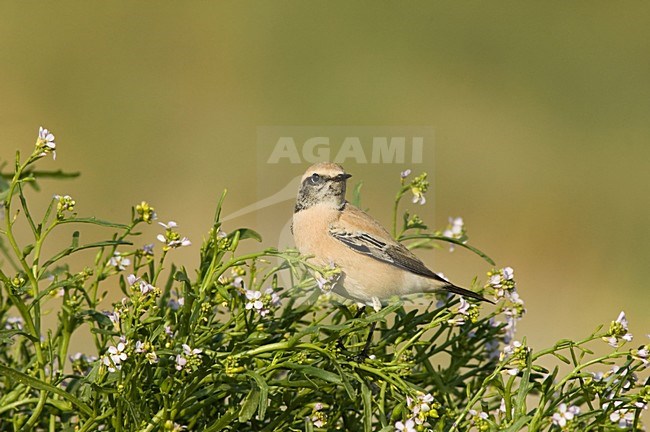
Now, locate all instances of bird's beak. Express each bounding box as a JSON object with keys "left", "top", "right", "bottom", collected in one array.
[{"left": 336, "top": 173, "right": 352, "bottom": 181}]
